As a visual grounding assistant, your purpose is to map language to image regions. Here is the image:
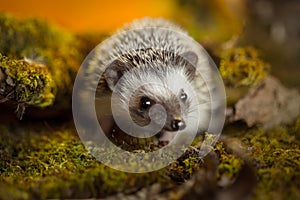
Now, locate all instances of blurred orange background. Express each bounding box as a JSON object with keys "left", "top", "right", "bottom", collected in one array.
[{"left": 0, "top": 0, "right": 174, "bottom": 33}]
